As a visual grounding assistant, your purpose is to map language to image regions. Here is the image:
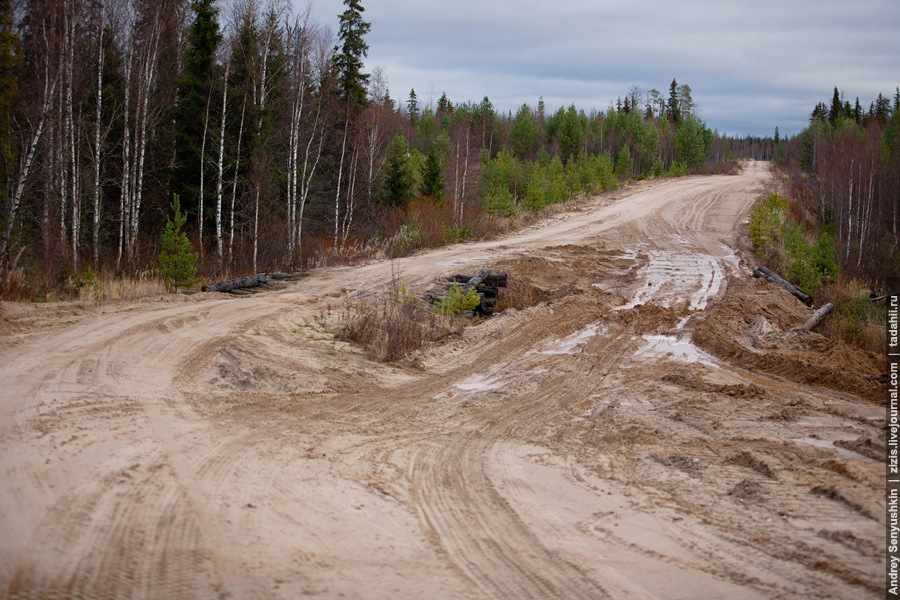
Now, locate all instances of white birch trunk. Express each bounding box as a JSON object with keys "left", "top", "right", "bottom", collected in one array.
[
  {"left": 198, "top": 88, "right": 211, "bottom": 264},
  {"left": 0, "top": 70, "right": 58, "bottom": 262},
  {"left": 92, "top": 0, "right": 106, "bottom": 268},
  {"left": 215, "top": 59, "right": 230, "bottom": 262}
]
